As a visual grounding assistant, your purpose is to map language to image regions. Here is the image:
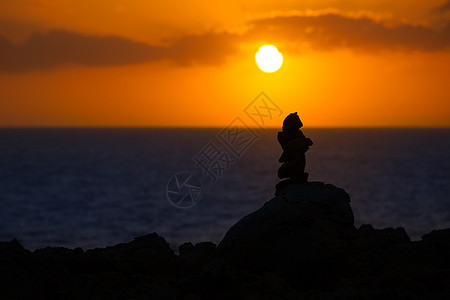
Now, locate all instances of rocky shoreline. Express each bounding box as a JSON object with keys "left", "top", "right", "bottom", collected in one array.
[{"left": 1, "top": 182, "right": 449, "bottom": 299}]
